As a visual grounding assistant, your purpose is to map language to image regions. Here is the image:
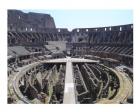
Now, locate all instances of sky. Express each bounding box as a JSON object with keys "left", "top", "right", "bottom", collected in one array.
[{"left": 22, "top": 10, "right": 133, "bottom": 31}]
